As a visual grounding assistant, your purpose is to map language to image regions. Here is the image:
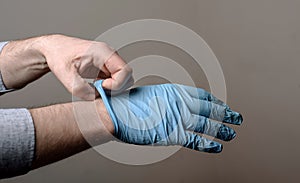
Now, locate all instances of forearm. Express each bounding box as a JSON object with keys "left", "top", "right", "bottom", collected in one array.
[
  {"left": 30, "top": 99, "right": 114, "bottom": 169},
  {"left": 0, "top": 36, "right": 49, "bottom": 89},
  {"left": 0, "top": 99, "right": 113, "bottom": 178}
]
